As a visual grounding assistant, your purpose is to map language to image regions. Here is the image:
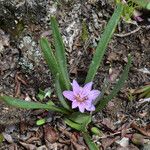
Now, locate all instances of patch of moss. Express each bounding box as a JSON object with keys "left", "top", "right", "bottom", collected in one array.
[
  {"left": 81, "top": 20, "right": 89, "bottom": 42},
  {"left": 12, "top": 20, "right": 25, "bottom": 38},
  {"left": 0, "top": 134, "right": 4, "bottom": 143}
]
